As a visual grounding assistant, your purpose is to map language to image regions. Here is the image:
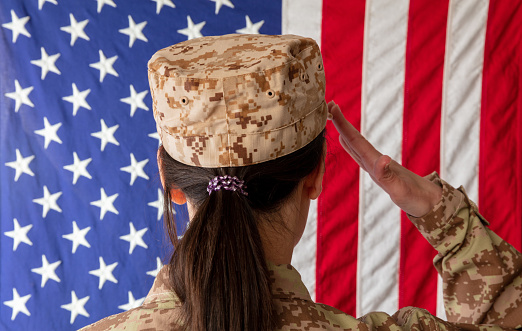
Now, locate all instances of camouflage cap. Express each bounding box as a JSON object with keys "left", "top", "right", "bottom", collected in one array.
[{"left": 148, "top": 33, "right": 327, "bottom": 168}]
